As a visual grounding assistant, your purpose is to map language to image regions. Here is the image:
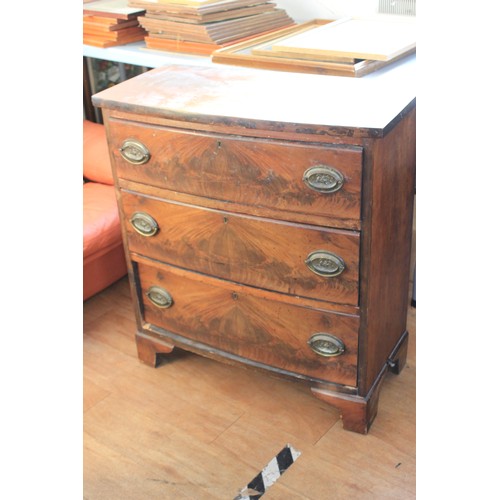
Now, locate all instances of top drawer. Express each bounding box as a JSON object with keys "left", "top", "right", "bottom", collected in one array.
[{"left": 107, "top": 119, "right": 362, "bottom": 223}]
